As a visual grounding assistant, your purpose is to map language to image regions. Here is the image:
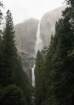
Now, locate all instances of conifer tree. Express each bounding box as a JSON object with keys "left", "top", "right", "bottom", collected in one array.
[
  {"left": 0, "top": 85, "right": 26, "bottom": 105},
  {"left": 35, "top": 50, "right": 48, "bottom": 105},
  {"left": 1, "top": 10, "right": 17, "bottom": 86},
  {"left": 35, "top": 1, "right": 74, "bottom": 105},
  {"left": 35, "top": 51, "right": 44, "bottom": 105},
  {"left": 48, "top": 1, "right": 74, "bottom": 105},
  {"left": 1, "top": 10, "right": 32, "bottom": 105},
  {"left": 66, "top": 0, "right": 74, "bottom": 31},
  {"left": 0, "top": 1, "right": 4, "bottom": 86}
]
